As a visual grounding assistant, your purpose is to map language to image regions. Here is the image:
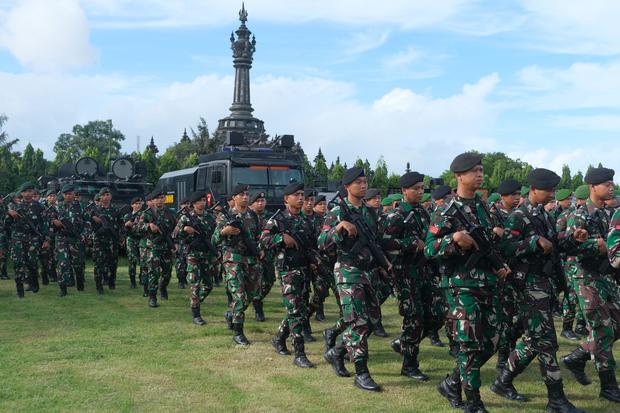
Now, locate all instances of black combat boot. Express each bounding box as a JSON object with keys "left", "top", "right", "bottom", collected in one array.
[
  {"left": 490, "top": 367, "right": 528, "bottom": 401},
  {"left": 108, "top": 274, "right": 116, "bottom": 290},
  {"left": 96, "top": 278, "right": 104, "bottom": 295},
  {"left": 148, "top": 293, "right": 158, "bottom": 308},
  {"left": 41, "top": 271, "right": 49, "bottom": 285},
  {"left": 561, "top": 347, "right": 591, "bottom": 385},
  {"left": 315, "top": 302, "right": 325, "bottom": 322},
  {"left": 142, "top": 284, "right": 148, "bottom": 297},
  {"left": 560, "top": 320, "right": 579, "bottom": 341},
  {"left": 323, "top": 327, "right": 338, "bottom": 352},
  {"left": 463, "top": 387, "right": 489, "bottom": 413},
  {"left": 574, "top": 319, "right": 588, "bottom": 337},
  {"left": 0, "top": 273, "right": 9, "bottom": 280},
  {"left": 129, "top": 273, "right": 137, "bottom": 289},
  {"left": 271, "top": 329, "right": 291, "bottom": 355},
  {"left": 324, "top": 346, "right": 350, "bottom": 377},
  {"left": 160, "top": 286, "right": 168, "bottom": 300},
  {"left": 390, "top": 338, "right": 402, "bottom": 355},
  {"left": 232, "top": 323, "right": 250, "bottom": 346},
  {"left": 16, "top": 281, "right": 25, "bottom": 298},
  {"left": 49, "top": 269, "right": 57, "bottom": 282},
  {"left": 303, "top": 320, "right": 316, "bottom": 342},
  {"left": 76, "top": 272, "right": 84, "bottom": 291},
  {"left": 178, "top": 277, "right": 187, "bottom": 289},
  {"left": 429, "top": 330, "right": 445, "bottom": 347},
  {"left": 58, "top": 284, "right": 67, "bottom": 297},
  {"left": 374, "top": 319, "right": 388, "bottom": 337},
  {"left": 545, "top": 380, "right": 585, "bottom": 413},
  {"left": 293, "top": 338, "right": 315, "bottom": 368},
  {"left": 437, "top": 368, "right": 464, "bottom": 408},
  {"left": 401, "top": 349, "right": 429, "bottom": 381},
  {"left": 253, "top": 300, "right": 265, "bottom": 322},
  {"left": 192, "top": 306, "right": 206, "bottom": 325},
  {"left": 224, "top": 311, "right": 234, "bottom": 330},
  {"left": 599, "top": 370, "right": 620, "bottom": 403},
  {"left": 496, "top": 346, "right": 509, "bottom": 370},
  {"left": 30, "top": 275, "right": 39, "bottom": 293},
  {"left": 353, "top": 359, "right": 381, "bottom": 392}
]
